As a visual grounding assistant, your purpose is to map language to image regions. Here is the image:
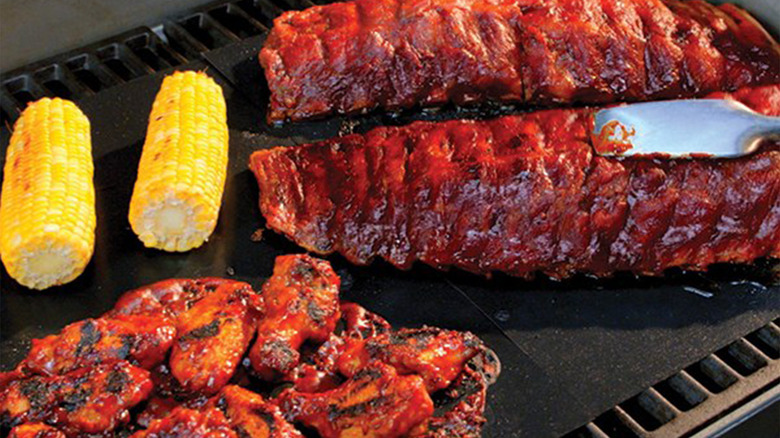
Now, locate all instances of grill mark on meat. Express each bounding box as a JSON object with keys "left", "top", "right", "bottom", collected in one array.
[
  {"left": 327, "top": 396, "right": 387, "bottom": 422},
  {"left": 307, "top": 300, "right": 326, "bottom": 326},
  {"left": 75, "top": 320, "right": 101, "bottom": 358},
  {"left": 322, "top": 140, "right": 350, "bottom": 259},
  {"left": 235, "top": 425, "right": 252, "bottom": 438},
  {"left": 655, "top": 162, "right": 696, "bottom": 268},
  {"left": 339, "top": 136, "right": 371, "bottom": 264},
  {"left": 253, "top": 409, "right": 277, "bottom": 432},
  {"left": 117, "top": 334, "right": 133, "bottom": 361},
  {"left": 178, "top": 320, "right": 221, "bottom": 344},
  {"left": 60, "top": 388, "right": 92, "bottom": 412},
  {"left": 105, "top": 370, "right": 129, "bottom": 394},
  {"left": 20, "top": 379, "right": 50, "bottom": 410},
  {"left": 387, "top": 132, "right": 413, "bottom": 267}
]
